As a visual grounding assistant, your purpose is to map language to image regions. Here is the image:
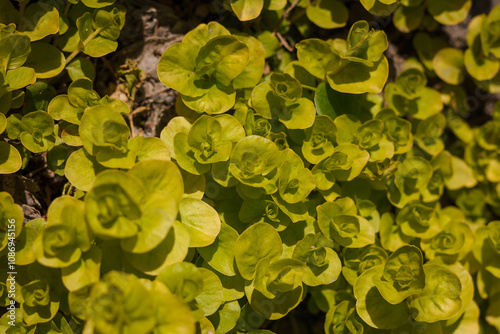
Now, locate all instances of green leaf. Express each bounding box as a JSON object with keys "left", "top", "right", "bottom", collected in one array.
[
  {"left": 253, "top": 258, "right": 306, "bottom": 299},
  {"left": 238, "top": 197, "right": 291, "bottom": 231},
  {"left": 328, "top": 143, "right": 370, "bottom": 182},
  {"left": 157, "top": 42, "right": 202, "bottom": 96},
  {"left": 325, "top": 300, "right": 362, "bottom": 334},
  {"left": 486, "top": 294, "right": 500, "bottom": 332},
  {"left": 427, "top": 0, "right": 472, "bottom": 25},
  {"left": 33, "top": 196, "right": 89, "bottom": 268},
  {"left": 323, "top": 23, "right": 389, "bottom": 93},
  {"left": 251, "top": 82, "right": 282, "bottom": 119},
  {"left": 0, "top": 142, "right": 21, "bottom": 174},
  {"left": 93, "top": 5, "right": 126, "bottom": 40},
  {"left": 385, "top": 69, "right": 443, "bottom": 119},
  {"left": 474, "top": 221, "right": 500, "bottom": 278},
  {"left": 181, "top": 83, "right": 236, "bottom": 115},
  {"left": 65, "top": 148, "right": 106, "bottom": 191},
  {"left": 187, "top": 115, "right": 233, "bottom": 164},
  {"left": 232, "top": 34, "right": 265, "bottom": 89},
  {"left": 342, "top": 245, "right": 388, "bottom": 286},
  {"left": 356, "top": 119, "right": 384, "bottom": 149},
  {"left": 443, "top": 301, "right": 480, "bottom": 334},
  {"left": 179, "top": 198, "right": 221, "bottom": 247},
  {"left": 359, "top": 0, "right": 398, "bottom": 16},
  {"left": 174, "top": 132, "right": 211, "bottom": 175},
  {"left": 84, "top": 36, "right": 118, "bottom": 57},
  {"left": 409, "top": 263, "right": 463, "bottom": 322},
  {"left": 61, "top": 245, "right": 102, "bottom": 291},
  {"left": 196, "top": 268, "right": 224, "bottom": 316},
  {"left": 393, "top": 5, "right": 425, "bottom": 33},
  {"left": 207, "top": 300, "right": 241, "bottom": 334},
  {"left": 433, "top": 48, "right": 465, "bottom": 85},
  {"left": 0, "top": 0, "right": 19, "bottom": 25},
  {"left": 293, "top": 233, "right": 342, "bottom": 286},
  {"left": 86, "top": 272, "right": 157, "bottom": 334},
  {"left": 0, "top": 34, "right": 31, "bottom": 71},
  {"left": 278, "top": 149, "right": 316, "bottom": 204},
  {"left": 421, "top": 221, "right": 474, "bottom": 263},
  {"left": 415, "top": 113, "right": 446, "bottom": 156},
  {"left": 271, "top": 192, "right": 309, "bottom": 223},
  {"left": 85, "top": 170, "right": 145, "bottom": 238},
  {"left": 373, "top": 245, "right": 425, "bottom": 304},
  {"left": 302, "top": 115, "right": 336, "bottom": 164},
  {"left": 317, "top": 200, "right": 375, "bottom": 248},
  {"left": 48, "top": 95, "right": 84, "bottom": 125},
  {"left": 128, "top": 159, "right": 183, "bottom": 203},
  {"left": 20, "top": 111, "right": 55, "bottom": 153},
  {"left": 387, "top": 156, "right": 433, "bottom": 208},
  {"left": 19, "top": 3, "right": 59, "bottom": 41},
  {"left": 306, "top": 0, "right": 348, "bottom": 29},
  {"left": 0, "top": 192, "right": 23, "bottom": 251},
  {"left": 285, "top": 60, "right": 318, "bottom": 91},
  {"left": 465, "top": 16, "right": 500, "bottom": 81},
  {"left": 327, "top": 57, "right": 389, "bottom": 94},
  {"left": 79, "top": 105, "right": 129, "bottom": 156},
  {"left": 66, "top": 57, "right": 96, "bottom": 81},
  {"left": 353, "top": 266, "right": 410, "bottom": 329},
  {"left": 245, "top": 281, "right": 303, "bottom": 320},
  {"left": 124, "top": 221, "right": 190, "bottom": 276},
  {"left": 270, "top": 73, "right": 303, "bottom": 102},
  {"left": 396, "top": 203, "right": 441, "bottom": 239},
  {"left": 229, "top": 135, "right": 280, "bottom": 188},
  {"left": 24, "top": 43, "right": 65, "bottom": 79},
  {"left": 235, "top": 223, "right": 283, "bottom": 280},
  {"left": 120, "top": 191, "right": 177, "bottom": 254},
  {"left": 413, "top": 32, "right": 448, "bottom": 71},
  {"left": 161, "top": 116, "right": 192, "bottom": 160},
  {"left": 21, "top": 279, "right": 60, "bottom": 325},
  {"left": 81, "top": 0, "right": 117, "bottom": 8},
  {"left": 15, "top": 222, "right": 39, "bottom": 266},
  {"left": 3, "top": 67, "right": 36, "bottom": 91},
  {"left": 156, "top": 262, "right": 204, "bottom": 303},
  {"left": 196, "top": 36, "right": 249, "bottom": 87},
  {"left": 68, "top": 77, "right": 100, "bottom": 108},
  {"left": 198, "top": 223, "right": 239, "bottom": 276},
  {"left": 130, "top": 136, "right": 171, "bottom": 162},
  {"left": 230, "top": 0, "right": 264, "bottom": 21},
  {"left": 297, "top": 39, "right": 336, "bottom": 79},
  {"left": 182, "top": 22, "right": 230, "bottom": 47}
]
